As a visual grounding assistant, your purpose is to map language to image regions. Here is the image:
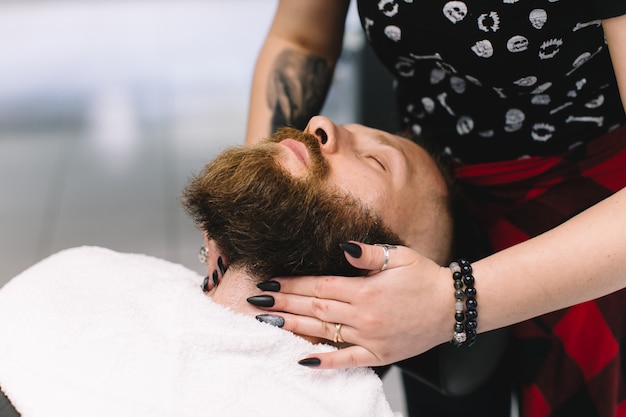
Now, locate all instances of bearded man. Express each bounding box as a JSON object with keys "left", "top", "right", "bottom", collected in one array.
[{"left": 0, "top": 116, "right": 451, "bottom": 417}]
